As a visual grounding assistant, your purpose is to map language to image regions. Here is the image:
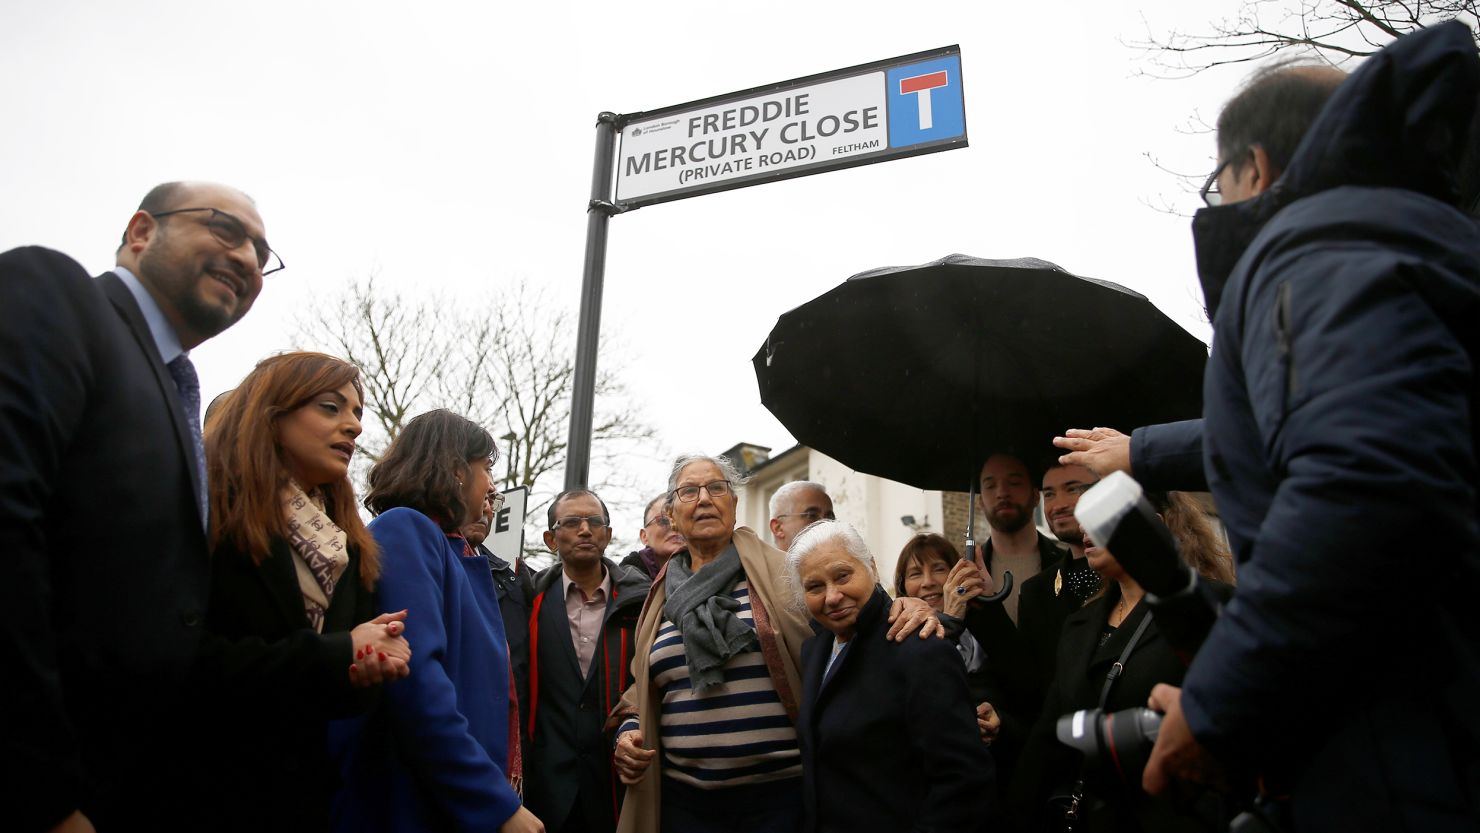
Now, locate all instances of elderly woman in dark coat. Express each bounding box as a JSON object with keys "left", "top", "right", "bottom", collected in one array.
[
  {"left": 611, "top": 456, "right": 943, "bottom": 833},
  {"left": 790, "top": 521, "right": 995, "bottom": 833}
]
